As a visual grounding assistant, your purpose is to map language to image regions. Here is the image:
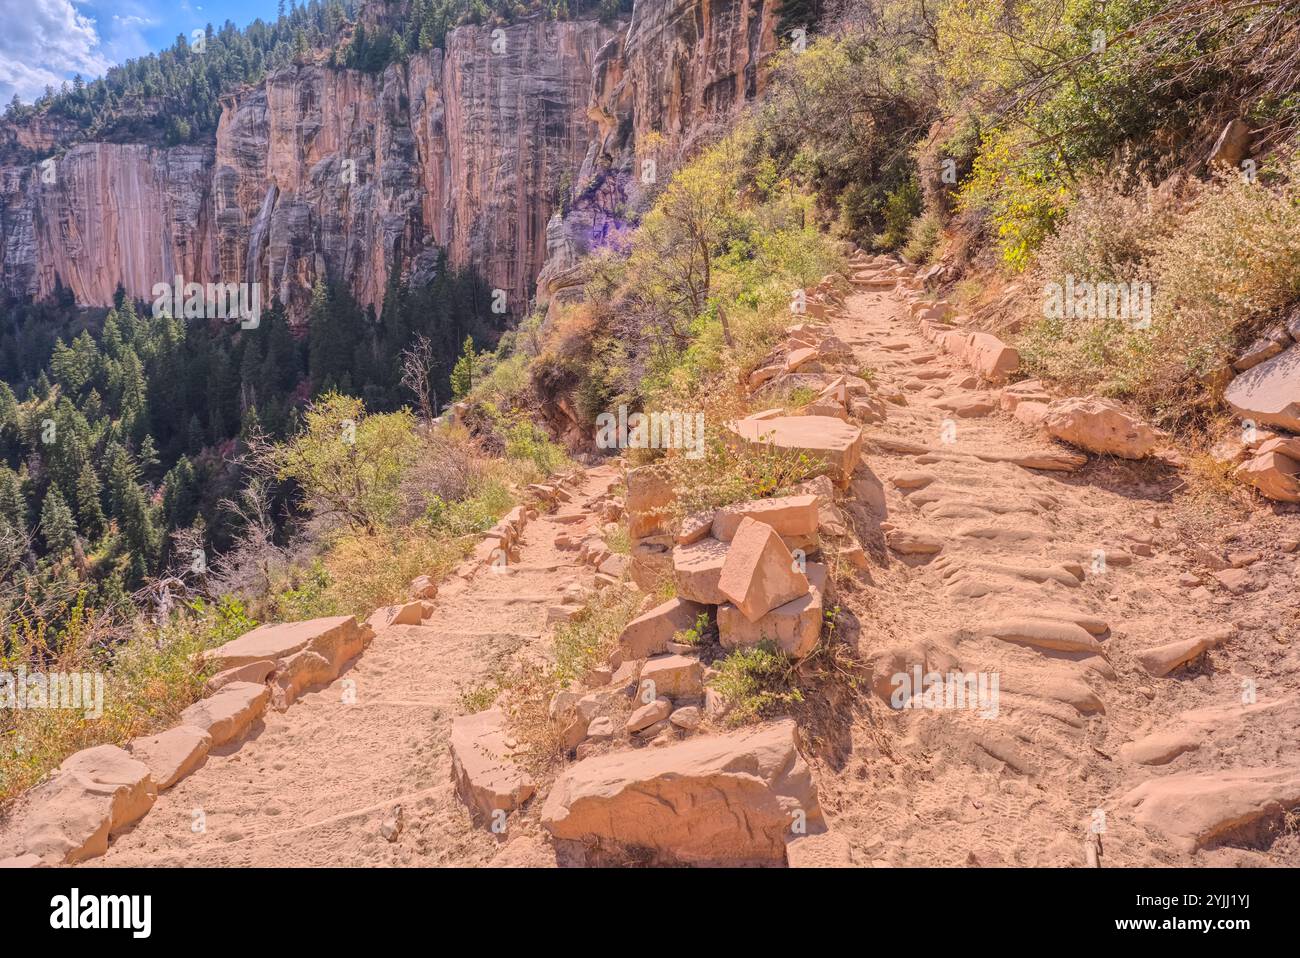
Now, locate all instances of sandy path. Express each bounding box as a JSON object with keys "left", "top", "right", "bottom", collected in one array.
[
  {"left": 812, "top": 284, "right": 1300, "bottom": 867},
  {"left": 86, "top": 467, "right": 618, "bottom": 867}
]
